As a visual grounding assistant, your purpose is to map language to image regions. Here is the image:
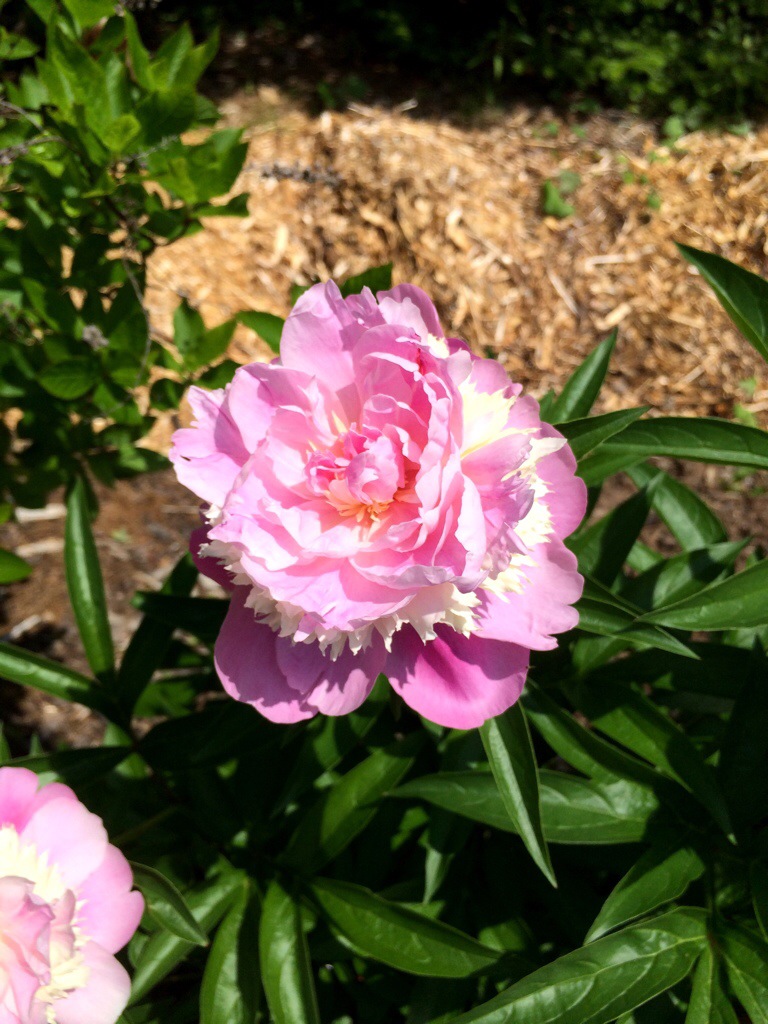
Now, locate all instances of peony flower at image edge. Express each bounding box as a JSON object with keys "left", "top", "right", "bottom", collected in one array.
[
  {"left": 0, "top": 766, "right": 144, "bottom": 1024},
  {"left": 171, "top": 280, "right": 587, "bottom": 730}
]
